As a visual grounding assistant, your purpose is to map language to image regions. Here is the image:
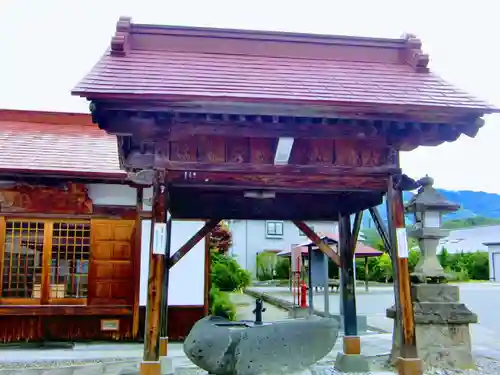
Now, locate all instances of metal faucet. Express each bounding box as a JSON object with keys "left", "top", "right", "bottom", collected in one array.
[{"left": 252, "top": 298, "right": 266, "bottom": 325}]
